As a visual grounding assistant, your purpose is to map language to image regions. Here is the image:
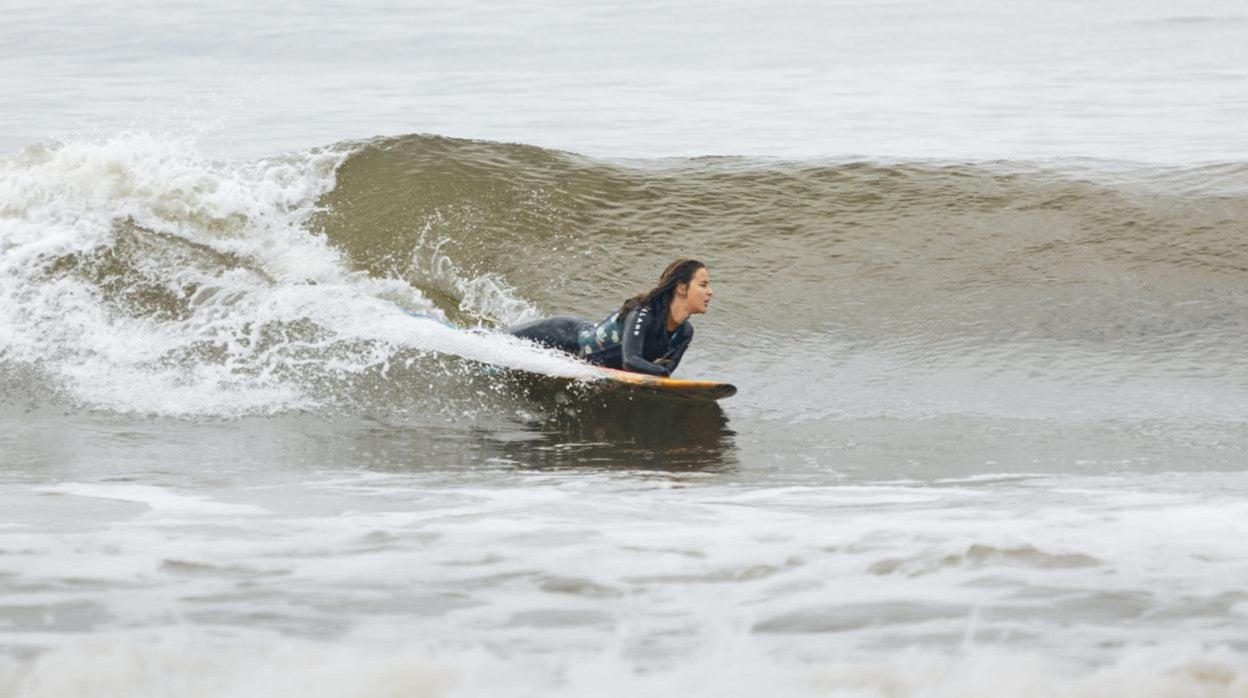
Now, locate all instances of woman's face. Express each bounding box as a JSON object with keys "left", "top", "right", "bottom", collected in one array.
[{"left": 680, "top": 267, "right": 713, "bottom": 315}]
